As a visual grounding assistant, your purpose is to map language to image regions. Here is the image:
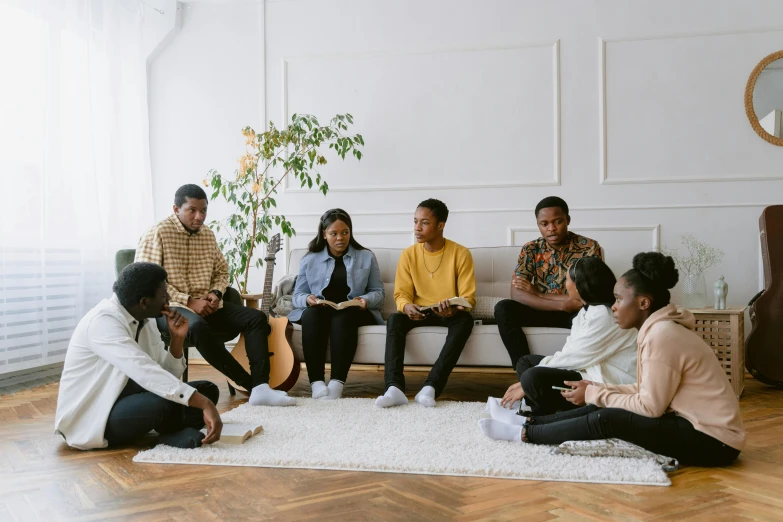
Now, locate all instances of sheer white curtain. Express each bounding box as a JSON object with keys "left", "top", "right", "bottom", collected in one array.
[{"left": 0, "top": 0, "right": 153, "bottom": 374}]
